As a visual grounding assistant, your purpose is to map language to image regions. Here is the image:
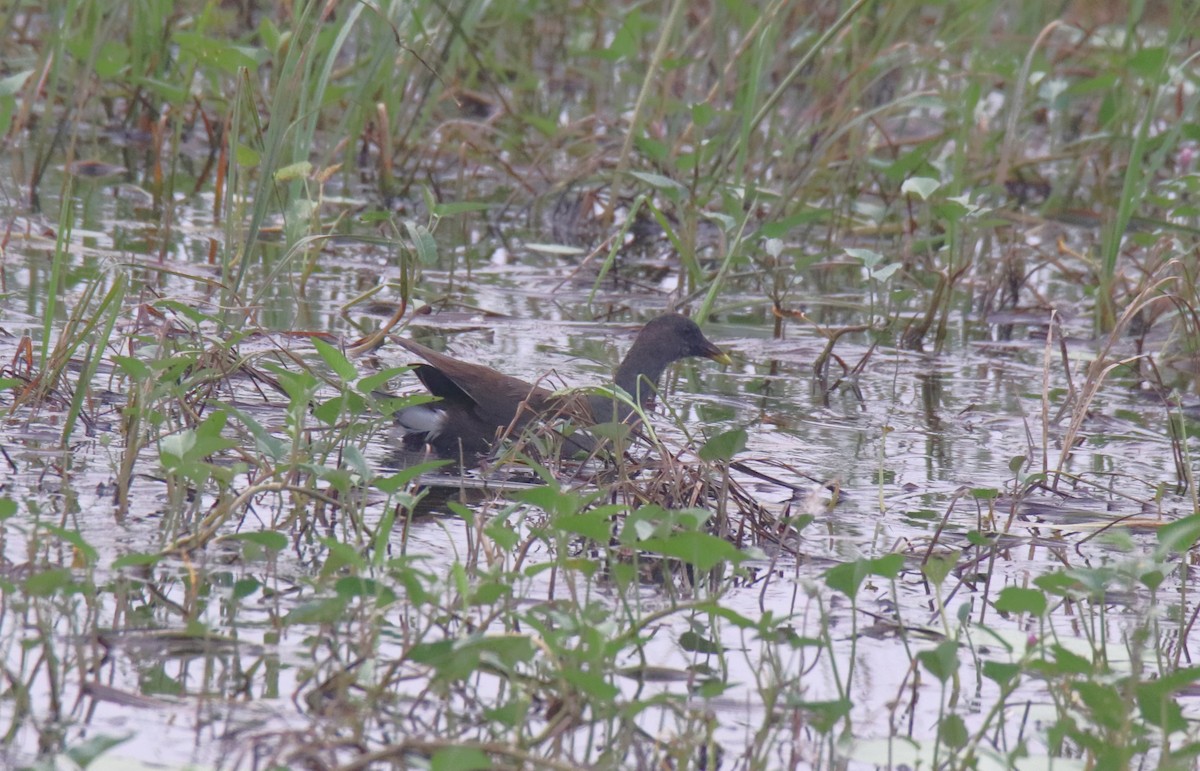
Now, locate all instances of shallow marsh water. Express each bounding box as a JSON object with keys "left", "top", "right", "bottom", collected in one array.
[
  {"left": 2, "top": 171, "right": 1196, "bottom": 769},
  {"left": 4, "top": 4, "right": 1200, "bottom": 768}
]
